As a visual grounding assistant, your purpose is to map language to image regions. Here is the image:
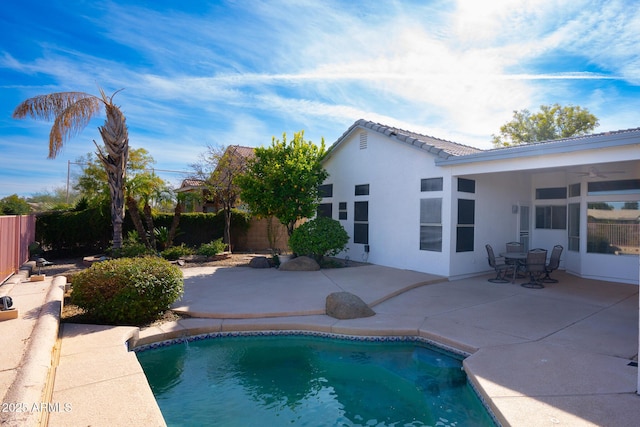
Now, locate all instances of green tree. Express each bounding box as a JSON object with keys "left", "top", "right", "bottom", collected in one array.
[
  {"left": 13, "top": 90, "right": 130, "bottom": 249},
  {"left": 0, "top": 194, "right": 32, "bottom": 215},
  {"left": 237, "top": 131, "right": 328, "bottom": 236},
  {"left": 492, "top": 104, "right": 599, "bottom": 147}
]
